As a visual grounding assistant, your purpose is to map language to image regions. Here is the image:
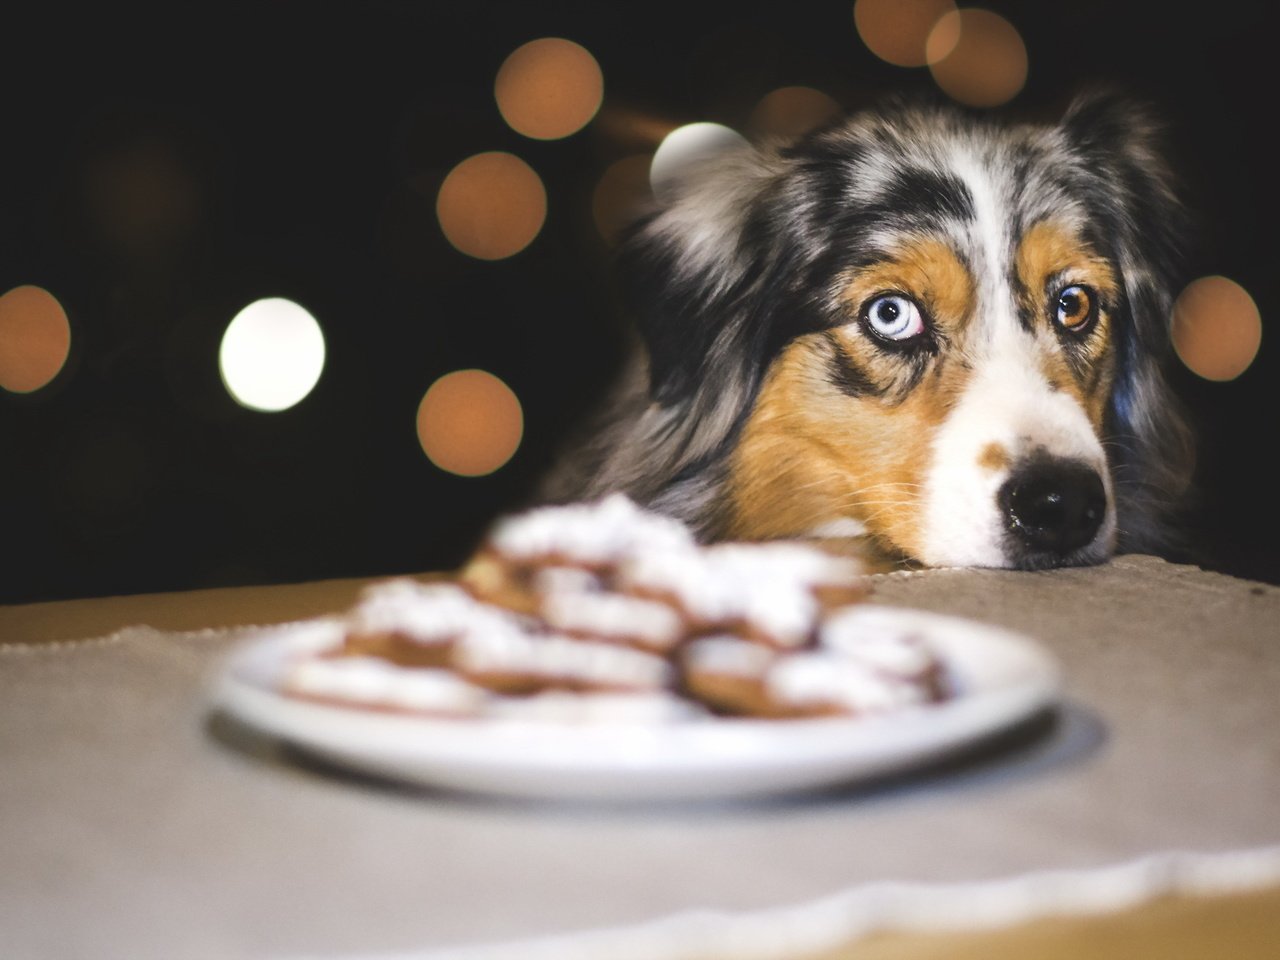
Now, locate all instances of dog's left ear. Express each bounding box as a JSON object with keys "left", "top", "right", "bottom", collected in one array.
[{"left": 1059, "top": 90, "right": 1195, "bottom": 553}]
